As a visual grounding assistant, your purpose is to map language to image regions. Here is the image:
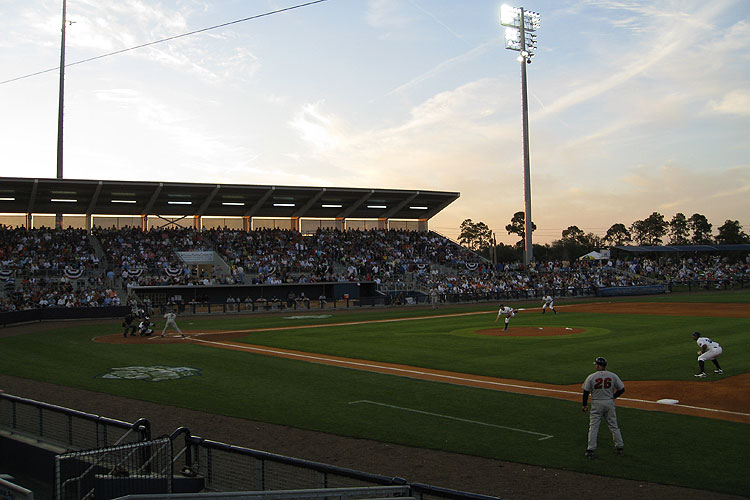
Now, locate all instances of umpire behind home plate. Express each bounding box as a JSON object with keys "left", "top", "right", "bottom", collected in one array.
[{"left": 582, "top": 356, "right": 625, "bottom": 459}]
